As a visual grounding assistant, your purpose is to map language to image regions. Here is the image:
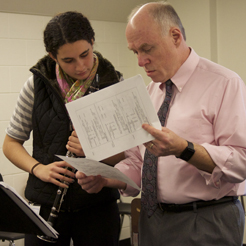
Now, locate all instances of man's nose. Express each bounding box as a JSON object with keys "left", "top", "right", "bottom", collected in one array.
[{"left": 137, "top": 54, "right": 149, "bottom": 67}]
